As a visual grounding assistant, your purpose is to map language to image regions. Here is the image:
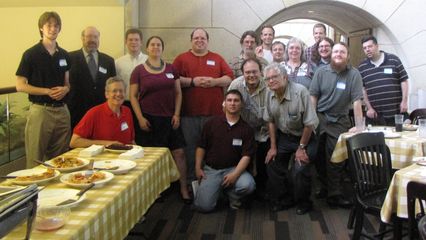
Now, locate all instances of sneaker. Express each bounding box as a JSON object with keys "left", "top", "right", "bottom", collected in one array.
[{"left": 229, "top": 198, "right": 242, "bottom": 210}]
